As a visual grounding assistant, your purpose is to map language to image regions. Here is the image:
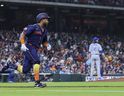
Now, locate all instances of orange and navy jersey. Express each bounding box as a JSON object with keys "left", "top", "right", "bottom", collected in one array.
[{"left": 22, "top": 23, "right": 48, "bottom": 48}]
